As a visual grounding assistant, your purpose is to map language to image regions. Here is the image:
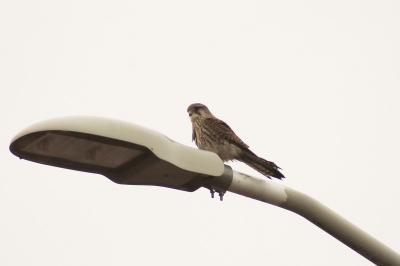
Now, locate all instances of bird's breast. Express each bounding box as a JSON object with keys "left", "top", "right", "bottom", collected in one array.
[
  {"left": 196, "top": 137, "right": 241, "bottom": 162},
  {"left": 193, "top": 118, "right": 242, "bottom": 161}
]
